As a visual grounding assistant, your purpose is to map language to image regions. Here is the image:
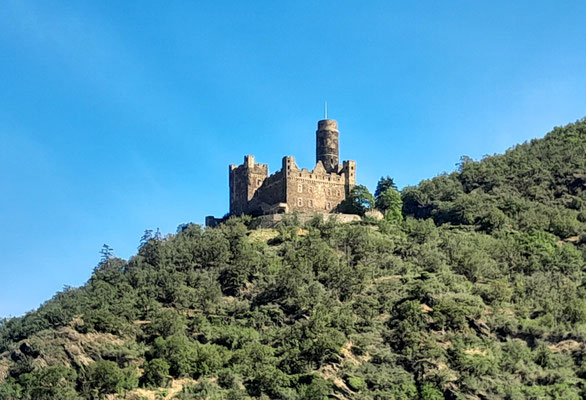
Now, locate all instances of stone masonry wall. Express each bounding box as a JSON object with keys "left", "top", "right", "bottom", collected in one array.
[
  {"left": 283, "top": 156, "right": 349, "bottom": 213},
  {"left": 229, "top": 155, "right": 268, "bottom": 215},
  {"left": 228, "top": 119, "right": 356, "bottom": 217},
  {"left": 247, "top": 170, "right": 285, "bottom": 214}
]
